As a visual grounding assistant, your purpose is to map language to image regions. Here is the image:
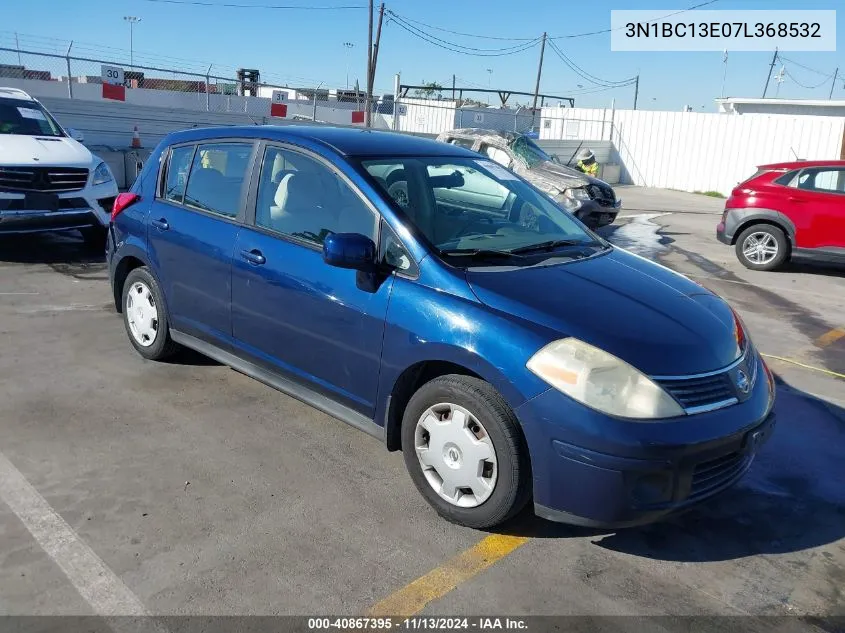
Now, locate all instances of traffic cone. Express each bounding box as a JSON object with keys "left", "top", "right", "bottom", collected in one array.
[{"left": 131, "top": 125, "right": 142, "bottom": 149}]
